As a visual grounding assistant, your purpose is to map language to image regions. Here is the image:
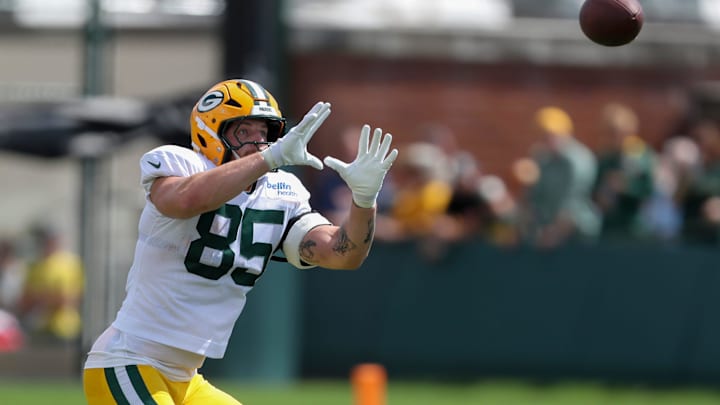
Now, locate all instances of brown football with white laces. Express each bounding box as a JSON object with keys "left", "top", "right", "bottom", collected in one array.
[{"left": 579, "top": 0, "right": 644, "bottom": 47}]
